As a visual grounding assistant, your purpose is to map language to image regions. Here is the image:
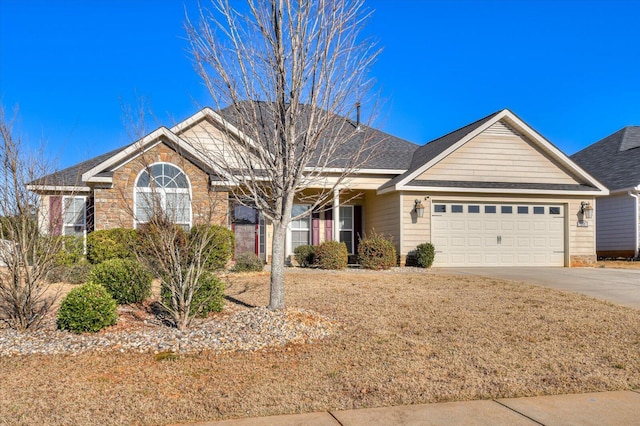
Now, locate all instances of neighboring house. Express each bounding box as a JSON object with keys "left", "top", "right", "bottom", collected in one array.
[
  {"left": 571, "top": 127, "right": 640, "bottom": 258},
  {"left": 30, "top": 106, "right": 607, "bottom": 267}
]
